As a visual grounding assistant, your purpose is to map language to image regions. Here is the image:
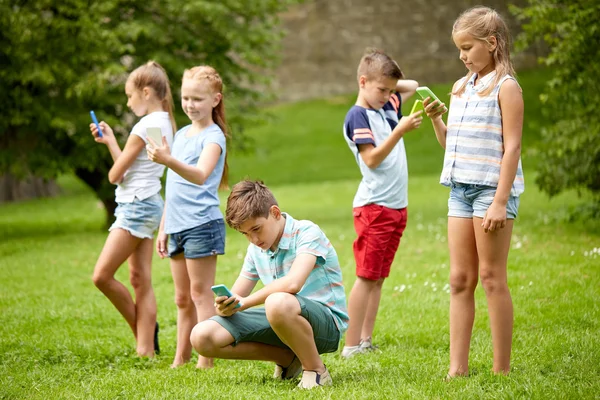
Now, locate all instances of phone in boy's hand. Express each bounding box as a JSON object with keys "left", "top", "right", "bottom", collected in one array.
[
  {"left": 211, "top": 284, "right": 241, "bottom": 308},
  {"left": 146, "top": 127, "right": 163, "bottom": 148},
  {"left": 410, "top": 99, "right": 424, "bottom": 115},
  {"left": 416, "top": 86, "right": 442, "bottom": 105},
  {"left": 90, "top": 110, "right": 103, "bottom": 138}
]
